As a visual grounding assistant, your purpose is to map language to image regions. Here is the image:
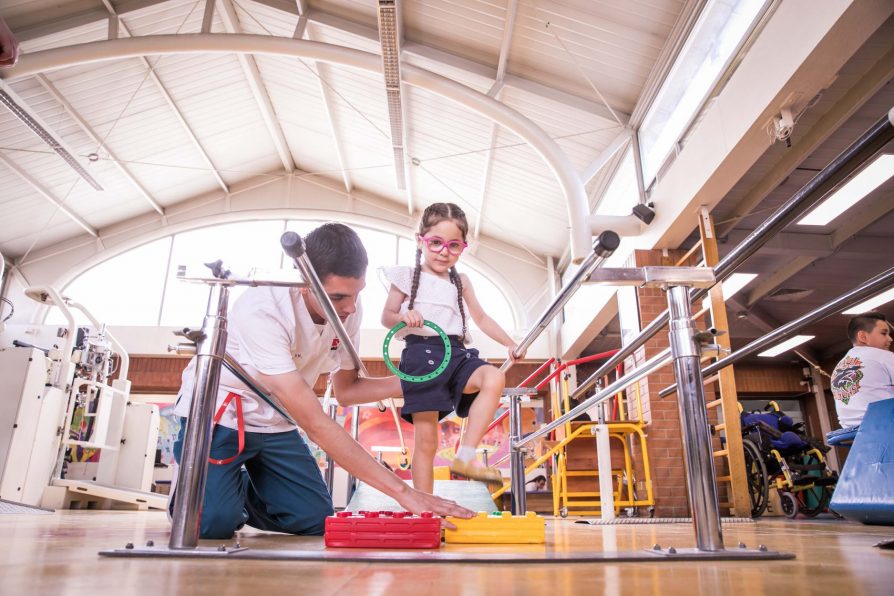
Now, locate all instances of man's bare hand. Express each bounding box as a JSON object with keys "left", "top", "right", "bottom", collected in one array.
[{"left": 395, "top": 487, "right": 474, "bottom": 530}]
